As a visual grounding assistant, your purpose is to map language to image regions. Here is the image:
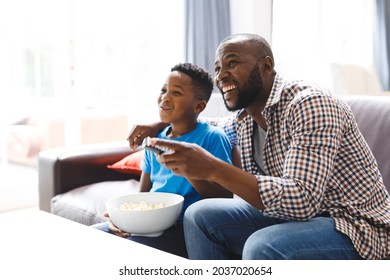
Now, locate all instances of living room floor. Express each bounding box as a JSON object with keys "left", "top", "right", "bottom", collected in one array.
[{"left": 0, "top": 162, "right": 38, "bottom": 213}]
